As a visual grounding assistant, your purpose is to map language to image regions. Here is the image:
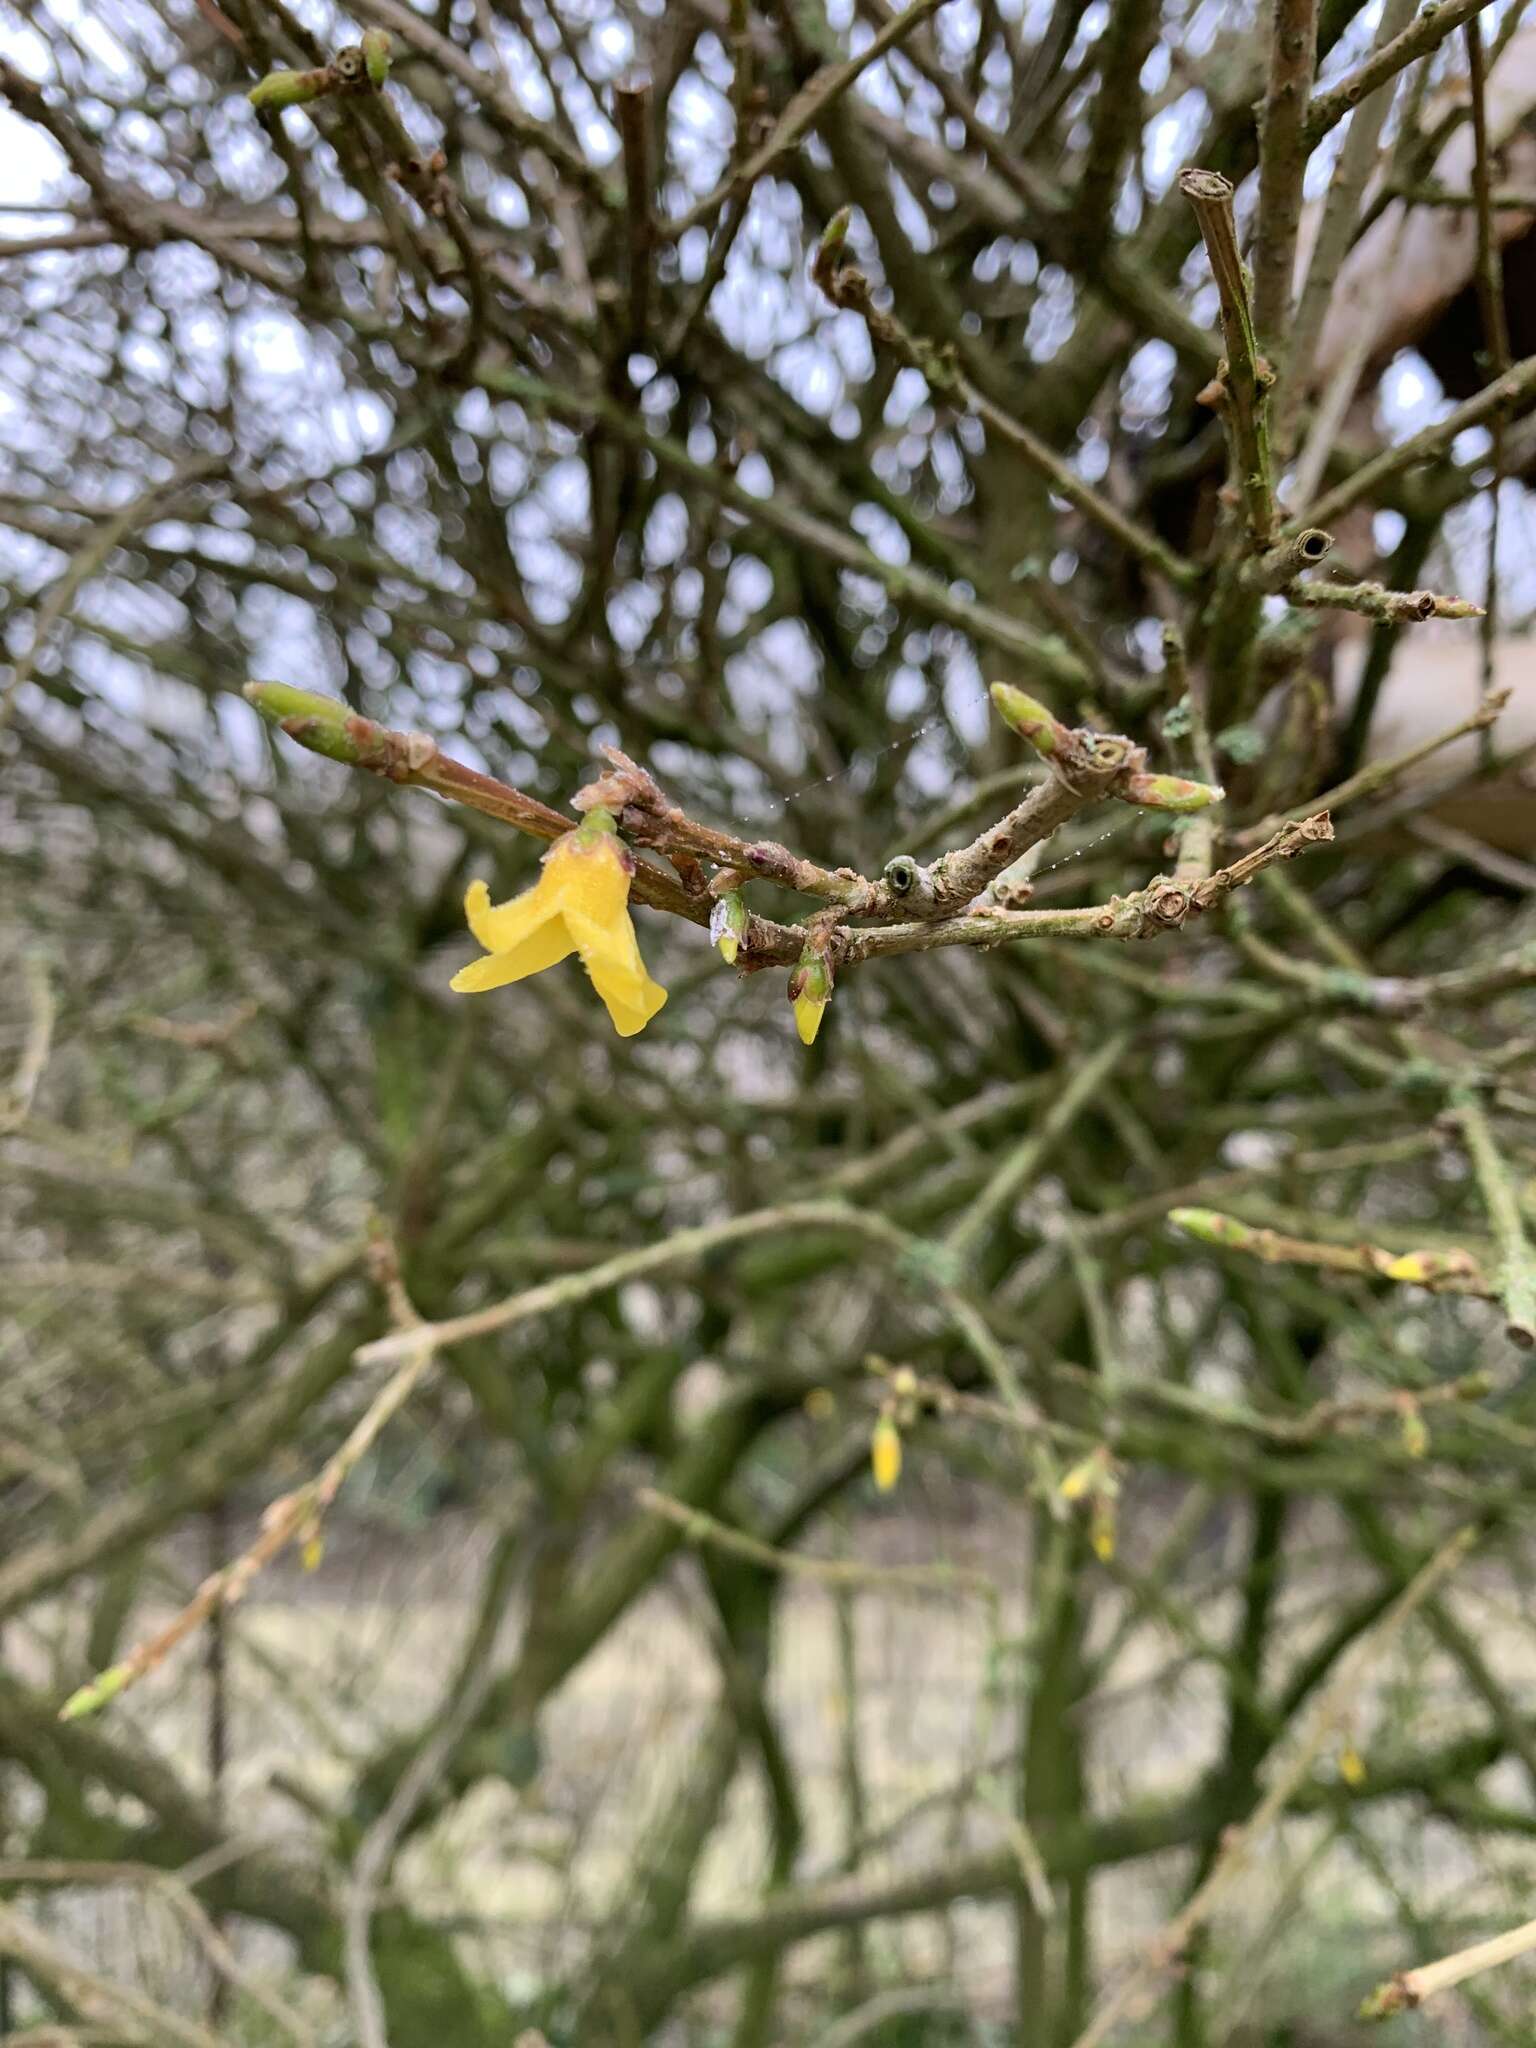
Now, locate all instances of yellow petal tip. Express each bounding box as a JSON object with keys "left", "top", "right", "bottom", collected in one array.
[{"left": 794, "top": 994, "right": 827, "bottom": 1045}]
